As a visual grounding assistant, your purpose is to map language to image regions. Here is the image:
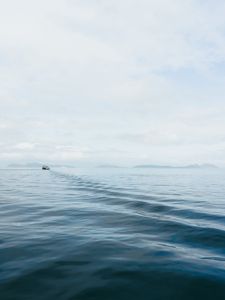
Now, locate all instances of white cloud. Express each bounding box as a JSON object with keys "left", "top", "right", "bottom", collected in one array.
[
  {"left": 14, "top": 143, "right": 36, "bottom": 151},
  {"left": 0, "top": 0, "right": 225, "bottom": 165}
]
